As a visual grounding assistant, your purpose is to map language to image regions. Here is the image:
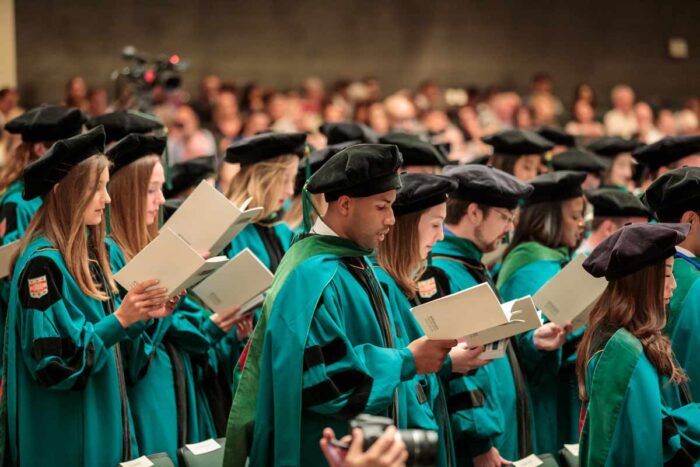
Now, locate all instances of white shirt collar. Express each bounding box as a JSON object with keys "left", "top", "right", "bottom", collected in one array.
[
  {"left": 676, "top": 245, "right": 695, "bottom": 257},
  {"left": 311, "top": 217, "right": 339, "bottom": 237}
]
